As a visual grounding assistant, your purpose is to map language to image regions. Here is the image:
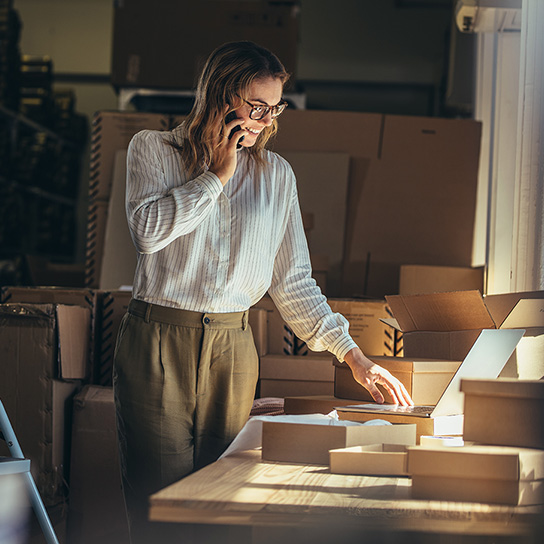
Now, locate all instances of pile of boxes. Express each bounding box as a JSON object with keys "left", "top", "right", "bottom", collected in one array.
[
  {"left": 269, "top": 289, "right": 543, "bottom": 508},
  {"left": 407, "top": 378, "right": 544, "bottom": 506},
  {"left": 0, "top": 286, "right": 132, "bottom": 542},
  {"left": 252, "top": 294, "right": 400, "bottom": 400}
]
